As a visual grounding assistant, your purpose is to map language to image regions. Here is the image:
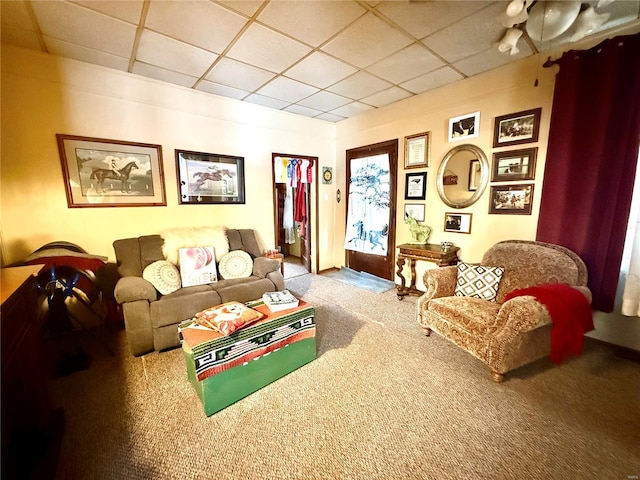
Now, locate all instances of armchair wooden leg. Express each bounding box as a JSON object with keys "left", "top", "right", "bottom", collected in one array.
[
  {"left": 422, "top": 327, "right": 432, "bottom": 336},
  {"left": 491, "top": 371, "right": 504, "bottom": 383}
]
